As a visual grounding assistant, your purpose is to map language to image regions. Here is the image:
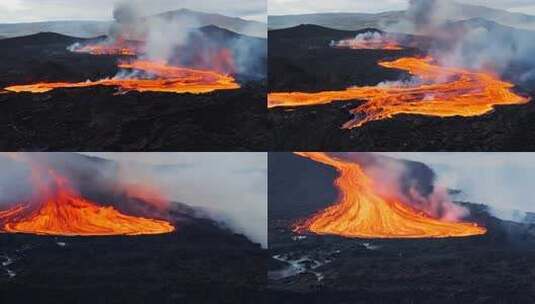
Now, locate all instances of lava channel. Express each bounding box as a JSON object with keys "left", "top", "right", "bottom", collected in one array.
[
  {"left": 294, "top": 152, "right": 487, "bottom": 239},
  {"left": 268, "top": 56, "right": 529, "bottom": 128},
  {"left": 4, "top": 60, "right": 240, "bottom": 94},
  {"left": 0, "top": 172, "right": 175, "bottom": 236}
]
